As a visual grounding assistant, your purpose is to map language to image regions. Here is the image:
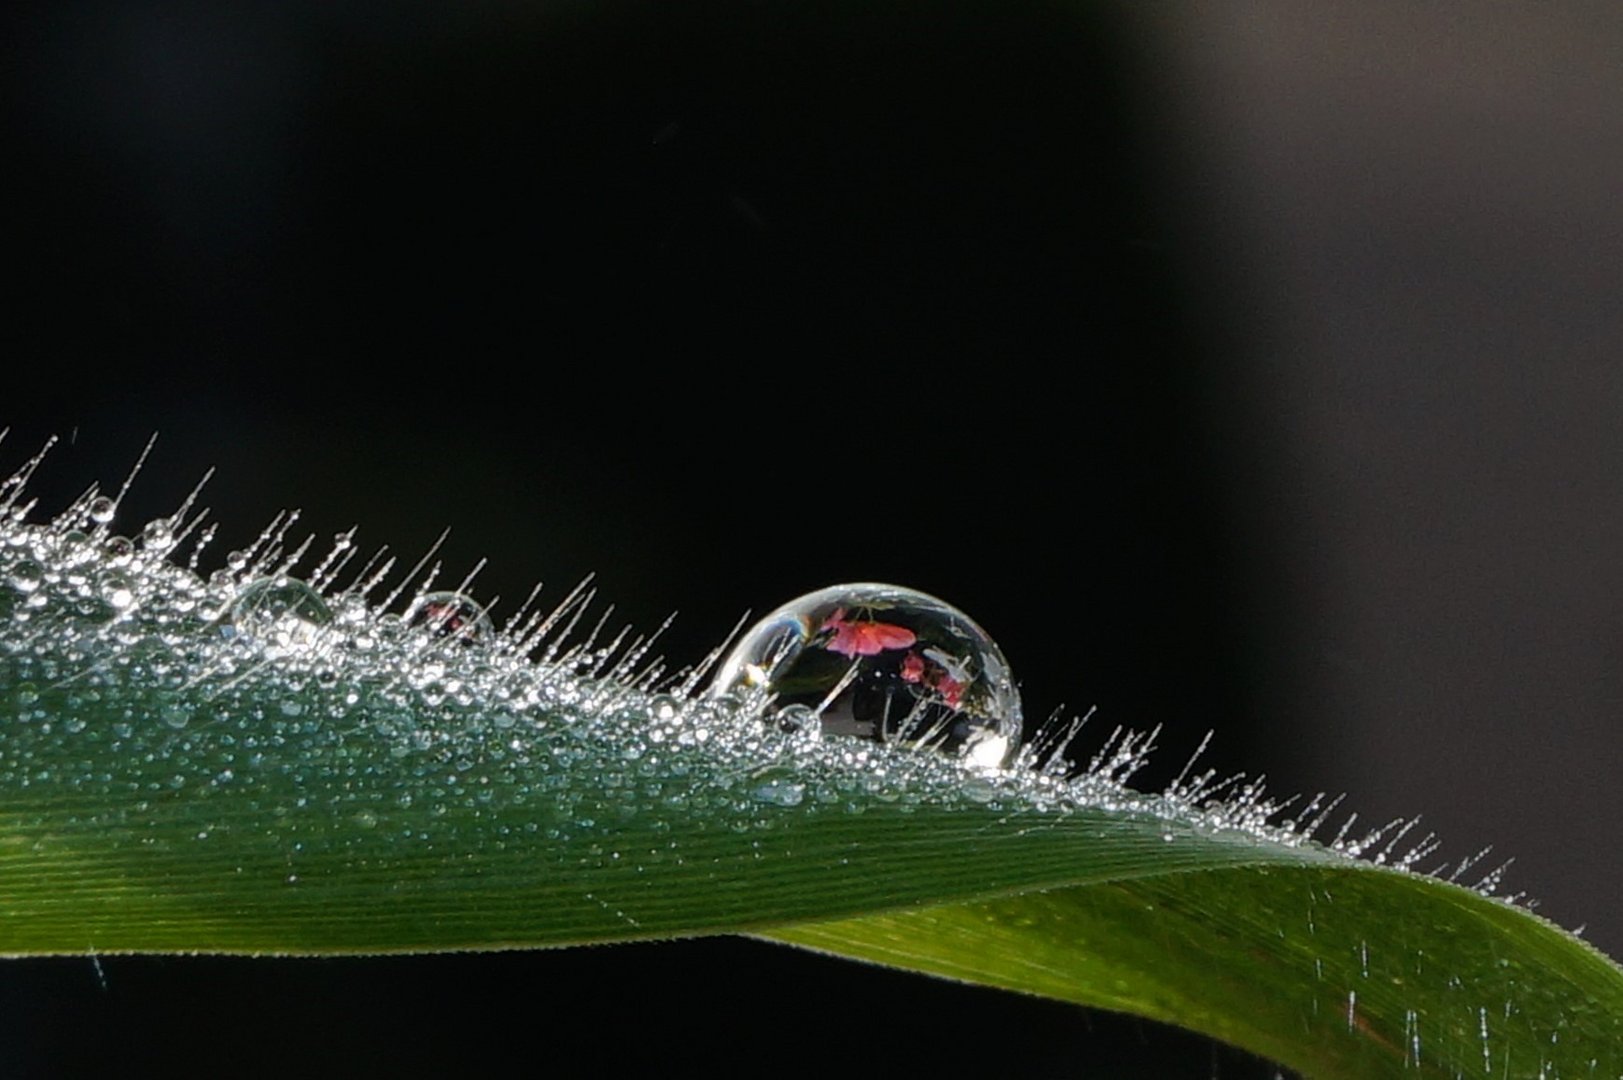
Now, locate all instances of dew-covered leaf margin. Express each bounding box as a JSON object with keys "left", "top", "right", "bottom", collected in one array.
[{"left": 1, "top": 461, "right": 1620, "bottom": 1079}]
